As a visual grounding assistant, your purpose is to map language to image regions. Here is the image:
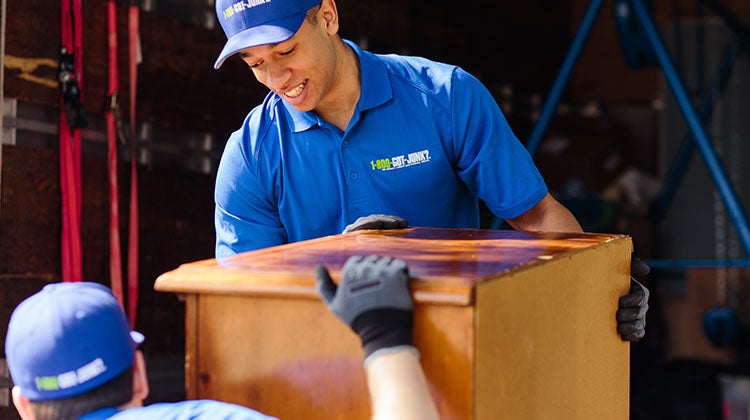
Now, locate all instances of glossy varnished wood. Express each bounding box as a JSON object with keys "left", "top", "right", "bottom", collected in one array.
[
  {"left": 155, "top": 228, "right": 632, "bottom": 419},
  {"left": 156, "top": 227, "right": 627, "bottom": 305}
]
